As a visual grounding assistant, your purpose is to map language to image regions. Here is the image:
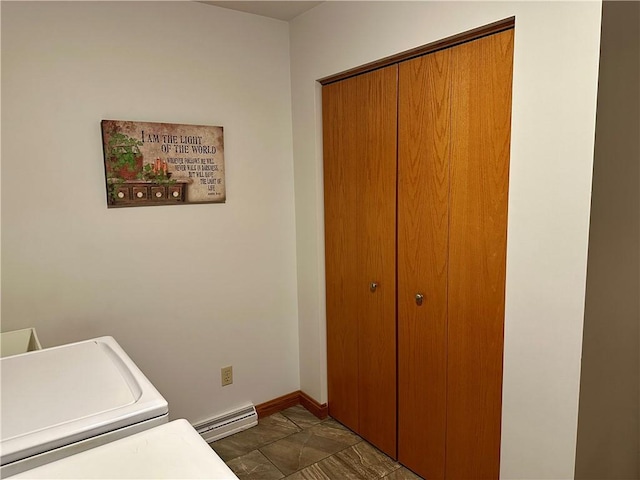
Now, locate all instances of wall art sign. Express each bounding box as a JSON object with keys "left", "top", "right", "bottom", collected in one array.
[{"left": 101, "top": 120, "right": 225, "bottom": 207}]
